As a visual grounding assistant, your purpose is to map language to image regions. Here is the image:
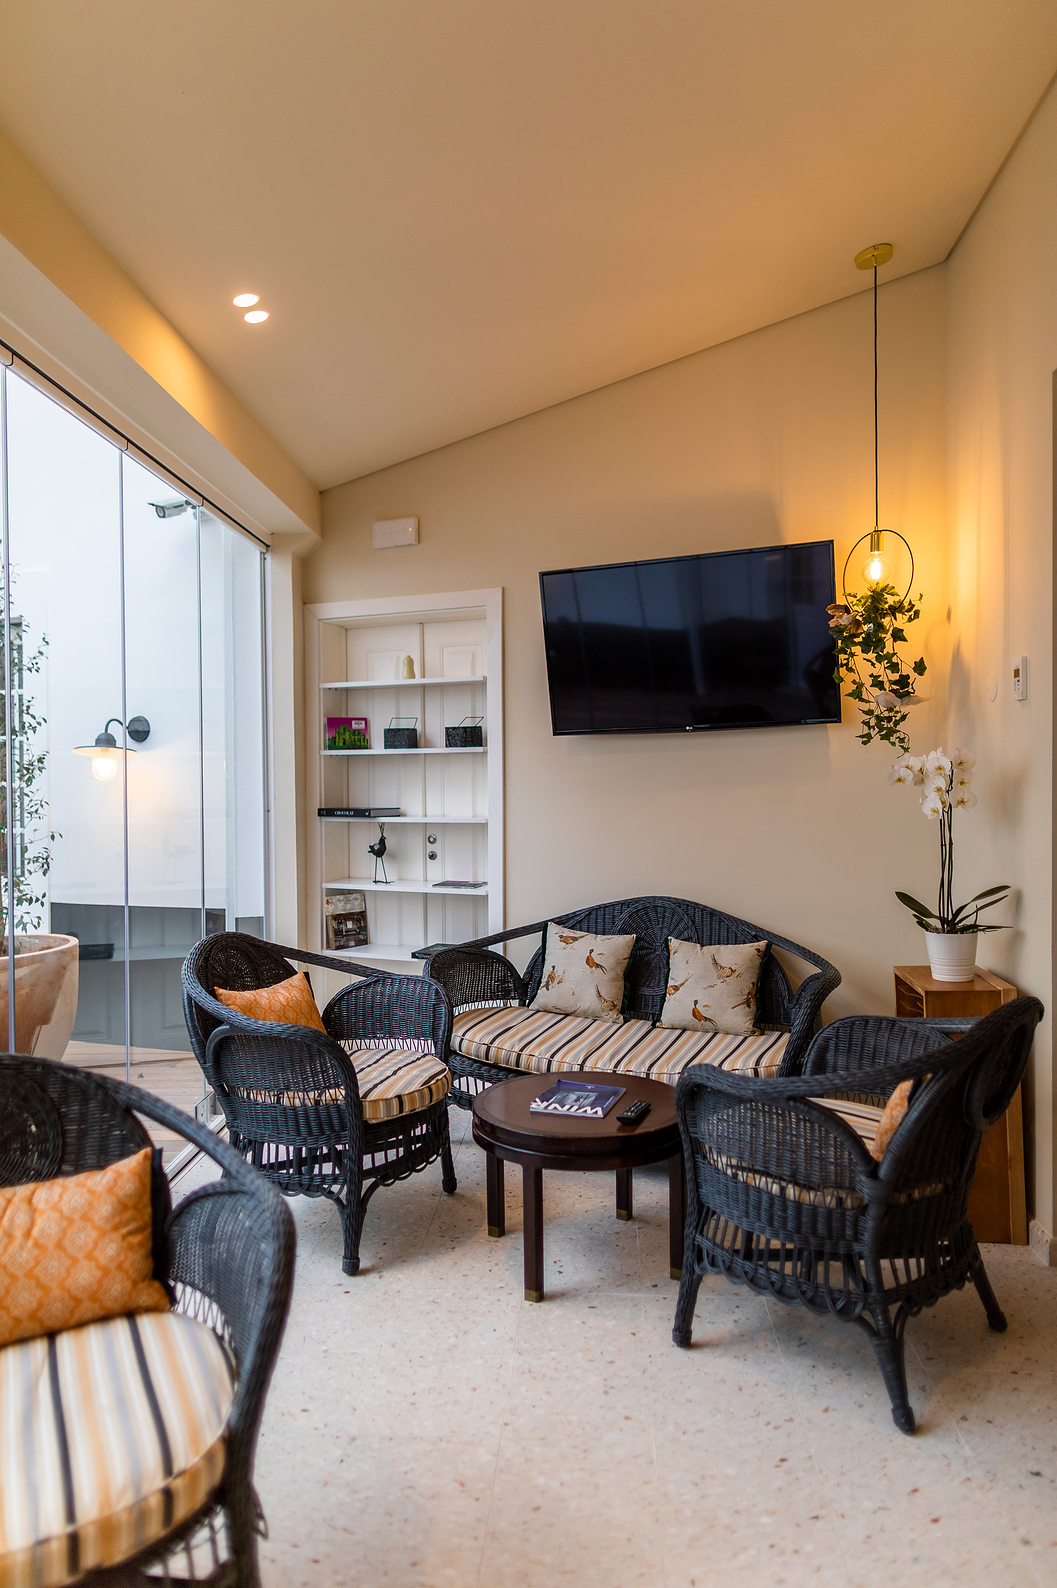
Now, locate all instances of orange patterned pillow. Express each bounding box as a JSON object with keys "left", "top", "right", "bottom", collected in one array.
[
  {"left": 871, "top": 1078, "right": 917, "bottom": 1161},
  {"left": 0, "top": 1147, "right": 170, "bottom": 1347},
  {"left": 215, "top": 970, "right": 326, "bottom": 1031}
]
